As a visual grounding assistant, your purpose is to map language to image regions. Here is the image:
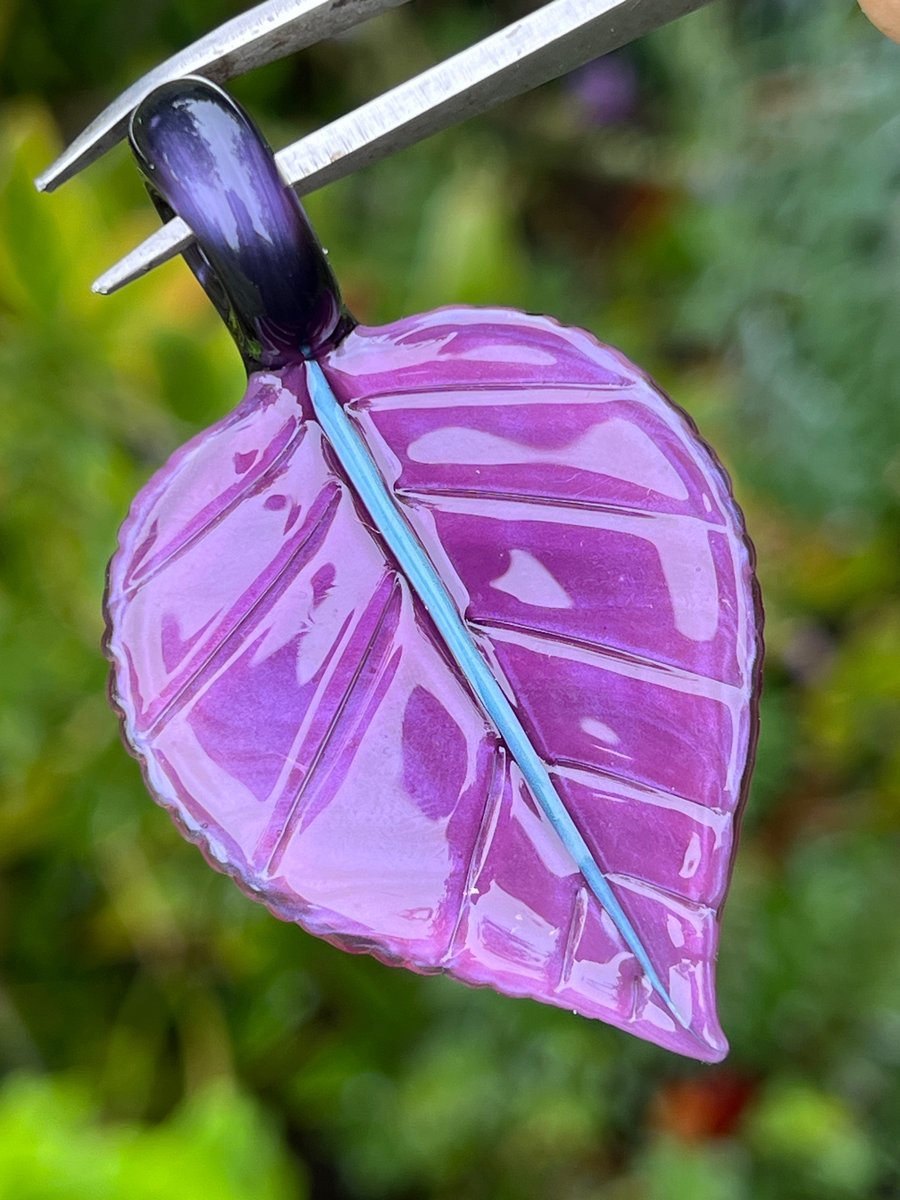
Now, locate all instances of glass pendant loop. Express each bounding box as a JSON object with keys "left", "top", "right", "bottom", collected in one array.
[{"left": 130, "top": 76, "right": 353, "bottom": 369}]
